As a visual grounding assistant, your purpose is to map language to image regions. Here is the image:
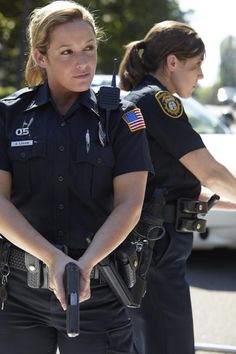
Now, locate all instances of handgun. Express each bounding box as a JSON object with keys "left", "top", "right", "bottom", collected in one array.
[{"left": 64, "top": 262, "right": 80, "bottom": 337}]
